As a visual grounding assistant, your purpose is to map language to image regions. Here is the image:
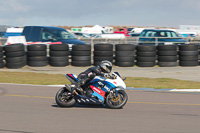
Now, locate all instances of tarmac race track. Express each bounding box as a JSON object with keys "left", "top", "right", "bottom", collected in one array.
[{"left": 1, "top": 84, "right": 200, "bottom": 133}]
